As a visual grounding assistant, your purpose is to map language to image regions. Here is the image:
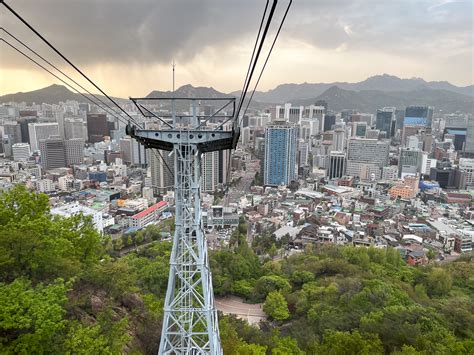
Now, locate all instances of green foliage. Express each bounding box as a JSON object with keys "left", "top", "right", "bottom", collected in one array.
[
  {"left": 263, "top": 291, "right": 289, "bottom": 321},
  {"left": 0, "top": 278, "right": 70, "bottom": 353},
  {"left": 0, "top": 185, "right": 102, "bottom": 282},
  {"left": 1, "top": 188, "right": 473, "bottom": 354},
  {"left": 63, "top": 322, "right": 111, "bottom": 354},
  {"left": 253, "top": 275, "right": 291, "bottom": 300},
  {"left": 311, "top": 330, "right": 383, "bottom": 354},
  {"left": 215, "top": 244, "right": 474, "bottom": 354},
  {"left": 0, "top": 186, "right": 166, "bottom": 353},
  {"left": 424, "top": 267, "right": 452, "bottom": 296}
]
